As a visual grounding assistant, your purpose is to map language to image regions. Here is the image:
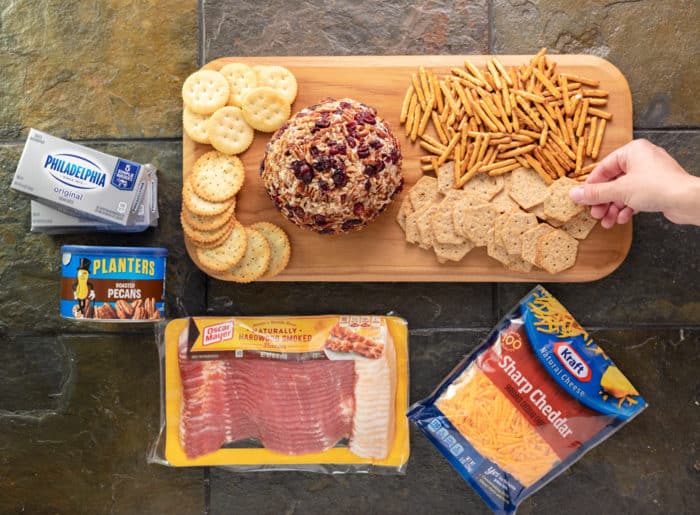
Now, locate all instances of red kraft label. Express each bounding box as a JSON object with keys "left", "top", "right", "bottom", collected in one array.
[{"left": 477, "top": 320, "right": 613, "bottom": 460}]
